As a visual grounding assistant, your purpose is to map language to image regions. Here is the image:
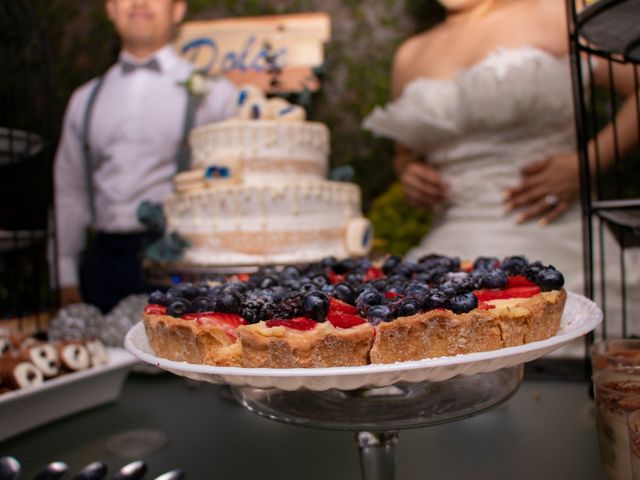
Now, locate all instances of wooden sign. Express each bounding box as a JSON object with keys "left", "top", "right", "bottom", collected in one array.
[{"left": 176, "top": 12, "right": 330, "bottom": 93}]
